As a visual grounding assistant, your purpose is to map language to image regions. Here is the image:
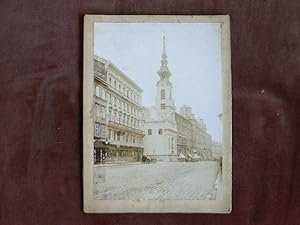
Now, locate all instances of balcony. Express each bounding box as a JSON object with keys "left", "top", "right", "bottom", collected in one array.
[{"left": 107, "top": 121, "right": 144, "bottom": 135}]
